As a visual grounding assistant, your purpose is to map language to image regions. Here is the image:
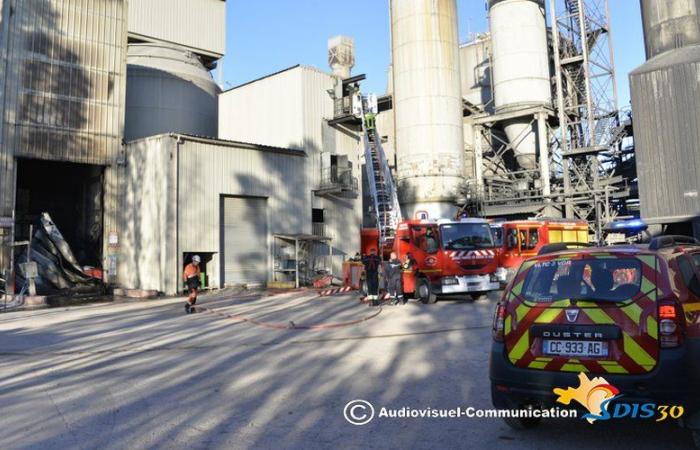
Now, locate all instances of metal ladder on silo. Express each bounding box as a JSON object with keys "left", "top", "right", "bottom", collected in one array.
[{"left": 360, "top": 101, "right": 402, "bottom": 250}]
